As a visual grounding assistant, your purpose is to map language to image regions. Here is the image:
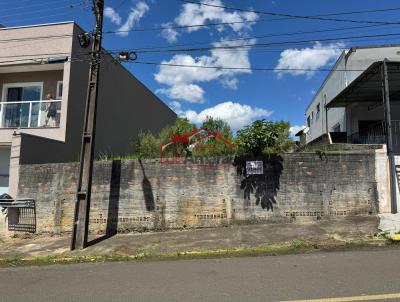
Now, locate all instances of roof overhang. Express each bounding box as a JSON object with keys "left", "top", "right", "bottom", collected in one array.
[{"left": 327, "top": 61, "right": 400, "bottom": 108}]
